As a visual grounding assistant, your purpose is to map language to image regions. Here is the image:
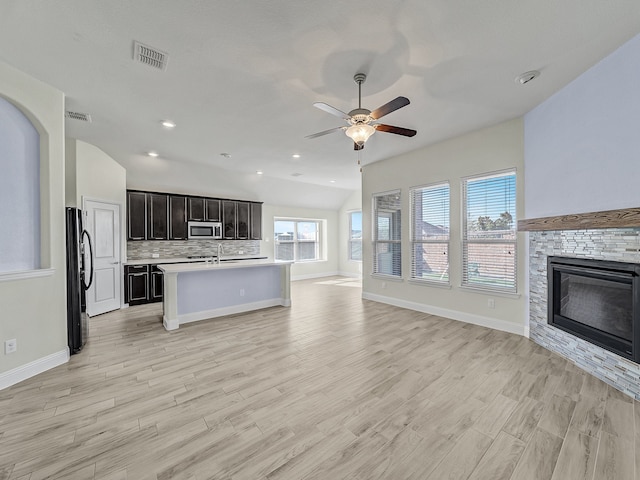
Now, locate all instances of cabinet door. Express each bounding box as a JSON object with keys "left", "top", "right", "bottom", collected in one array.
[
  {"left": 150, "top": 266, "right": 163, "bottom": 302},
  {"left": 147, "top": 193, "right": 168, "bottom": 240},
  {"left": 188, "top": 197, "right": 205, "bottom": 221},
  {"left": 127, "top": 191, "right": 147, "bottom": 240},
  {"left": 169, "top": 196, "right": 188, "bottom": 240},
  {"left": 236, "top": 202, "right": 249, "bottom": 239},
  {"left": 222, "top": 200, "right": 236, "bottom": 239},
  {"left": 250, "top": 203, "right": 262, "bottom": 240},
  {"left": 205, "top": 199, "right": 221, "bottom": 222},
  {"left": 126, "top": 265, "right": 149, "bottom": 305}
]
